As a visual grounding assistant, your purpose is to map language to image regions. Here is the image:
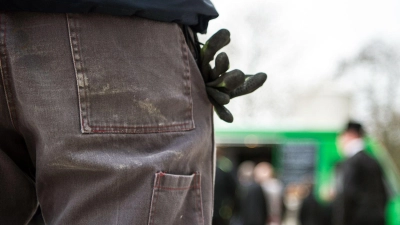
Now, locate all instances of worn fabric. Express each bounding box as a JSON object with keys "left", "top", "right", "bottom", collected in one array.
[
  {"left": 0, "top": 12, "right": 214, "bottom": 224},
  {"left": 0, "top": 0, "right": 218, "bottom": 34}
]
